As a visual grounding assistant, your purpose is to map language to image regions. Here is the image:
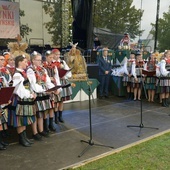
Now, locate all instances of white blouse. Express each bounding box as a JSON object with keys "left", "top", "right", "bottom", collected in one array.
[
  {"left": 26, "top": 66, "right": 55, "bottom": 93},
  {"left": 13, "top": 68, "right": 33, "bottom": 99},
  {"left": 160, "top": 60, "right": 169, "bottom": 76}
]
